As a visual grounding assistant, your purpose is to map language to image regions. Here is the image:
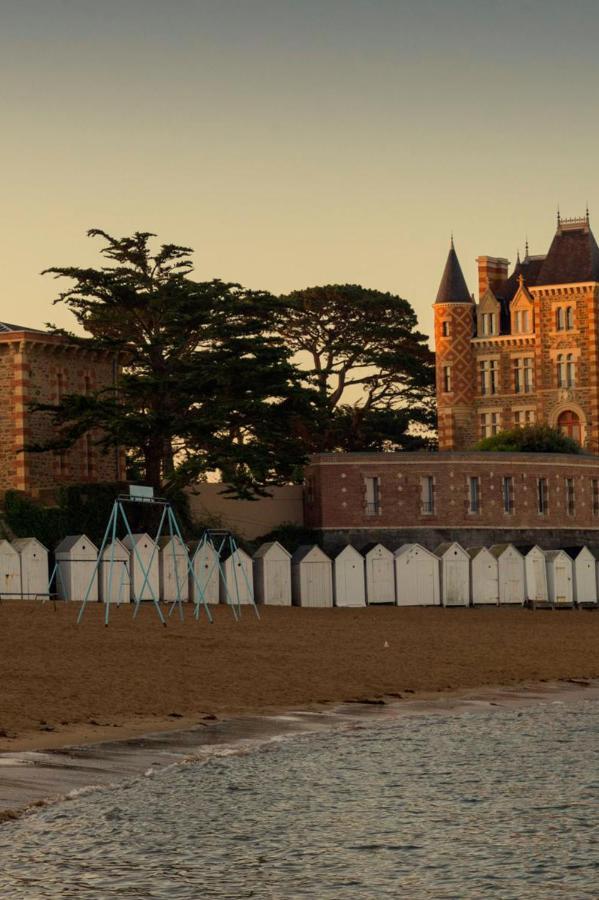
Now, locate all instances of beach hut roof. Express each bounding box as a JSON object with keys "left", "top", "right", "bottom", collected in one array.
[
  {"left": 361, "top": 542, "right": 392, "bottom": 556},
  {"left": 562, "top": 546, "right": 592, "bottom": 560},
  {"left": 253, "top": 541, "right": 291, "bottom": 560},
  {"left": 394, "top": 543, "right": 436, "bottom": 559},
  {"left": 332, "top": 544, "right": 363, "bottom": 560},
  {"left": 434, "top": 542, "right": 467, "bottom": 558},
  {"left": 122, "top": 532, "right": 156, "bottom": 548},
  {"left": 221, "top": 545, "right": 251, "bottom": 562},
  {"left": 158, "top": 535, "right": 185, "bottom": 550},
  {"left": 544, "top": 549, "right": 569, "bottom": 561},
  {"left": 292, "top": 544, "right": 329, "bottom": 564},
  {"left": 55, "top": 534, "right": 98, "bottom": 554},
  {"left": 467, "top": 546, "right": 491, "bottom": 560},
  {"left": 100, "top": 538, "right": 128, "bottom": 558},
  {"left": 0, "top": 539, "right": 18, "bottom": 555},
  {"left": 489, "top": 543, "right": 521, "bottom": 559},
  {"left": 12, "top": 537, "right": 48, "bottom": 552}
]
